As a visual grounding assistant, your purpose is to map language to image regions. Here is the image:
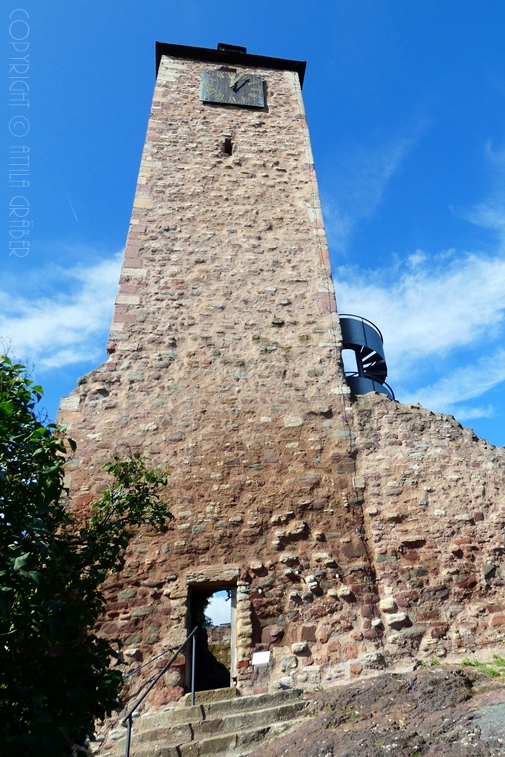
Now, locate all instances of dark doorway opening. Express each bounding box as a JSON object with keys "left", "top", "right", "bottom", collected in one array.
[{"left": 188, "top": 587, "right": 234, "bottom": 692}]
